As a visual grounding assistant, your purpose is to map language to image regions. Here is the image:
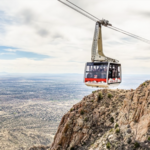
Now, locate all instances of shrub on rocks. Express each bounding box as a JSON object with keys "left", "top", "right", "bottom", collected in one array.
[
  {"left": 98, "top": 92, "right": 103, "bottom": 101},
  {"left": 80, "top": 110, "right": 84, "bottom": 115},
  {"left": 110, "top": 117, "right": 114, "bottom": 123},
  {"left": 115, "top": 128, "right": 120, "bottom": 134},
  {"left": 148, "top": 137, "right": 150, "bottom": 141},
  {"left": 106, "top": 142, "right": 111, "bottom": 149},
  {"left": 143, "top": 82, "right": 146, "bottom": 86},
  {"left": 109, "top": 128, "right": 114, "bottom": 133},
  {"left": 115, "top": 123, "right": 119, "bottom": 129},
  {"left": 84, "top": 117, "right": 89, "bottom": 122},
  {"left": 70, "top": 147, "right": 75, "bottom": 150},
  {"left": 108, "top": 93, "right": 112, "bottom": 99},
  {"left": 70, "top": 108, "right": 74, "bottom": 112},
  {"left": 134, "top": 142, "right": 140, "bottom": 148}
]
